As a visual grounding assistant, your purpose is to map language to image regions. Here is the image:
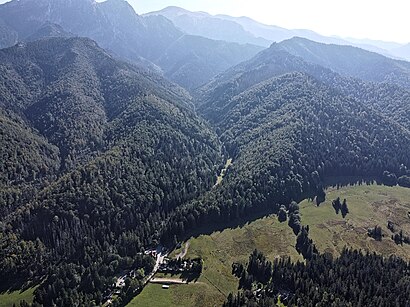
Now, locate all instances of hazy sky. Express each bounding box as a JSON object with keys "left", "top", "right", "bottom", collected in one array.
[
  {"left": 0, "top": 0, "right": 408, "bottom": 43},
  {"left": 127, "top": 0, "right": 410, "bottom": 44}
]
